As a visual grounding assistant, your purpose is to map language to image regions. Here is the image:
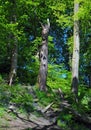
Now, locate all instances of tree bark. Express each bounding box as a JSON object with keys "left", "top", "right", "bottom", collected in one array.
[
  {"left": 72, "top": 1, "right": 80, "bottom": 101},
  {"left": 38, "top": 19, "right": 50, "bottom": 91}
]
